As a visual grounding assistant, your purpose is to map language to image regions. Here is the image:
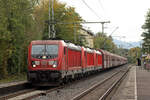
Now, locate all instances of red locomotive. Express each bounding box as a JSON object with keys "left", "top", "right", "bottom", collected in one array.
[{"left": 27, "top": 40, "right": 127, "bottom": 85}]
